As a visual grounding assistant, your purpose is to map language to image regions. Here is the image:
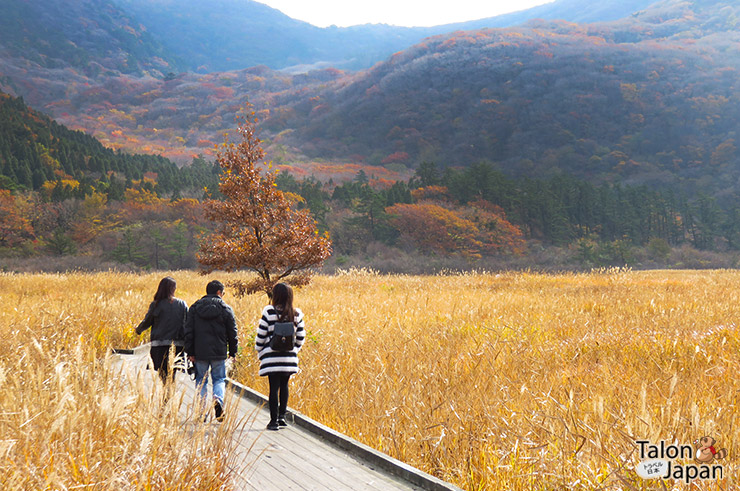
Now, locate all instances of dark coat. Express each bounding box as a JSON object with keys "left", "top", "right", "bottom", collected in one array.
[
  {"left": 184, "top": 294, "right": 238, "bottom": 360},
  {"left": 136, "top": 298, "right": 188, "bottom": 346}
]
